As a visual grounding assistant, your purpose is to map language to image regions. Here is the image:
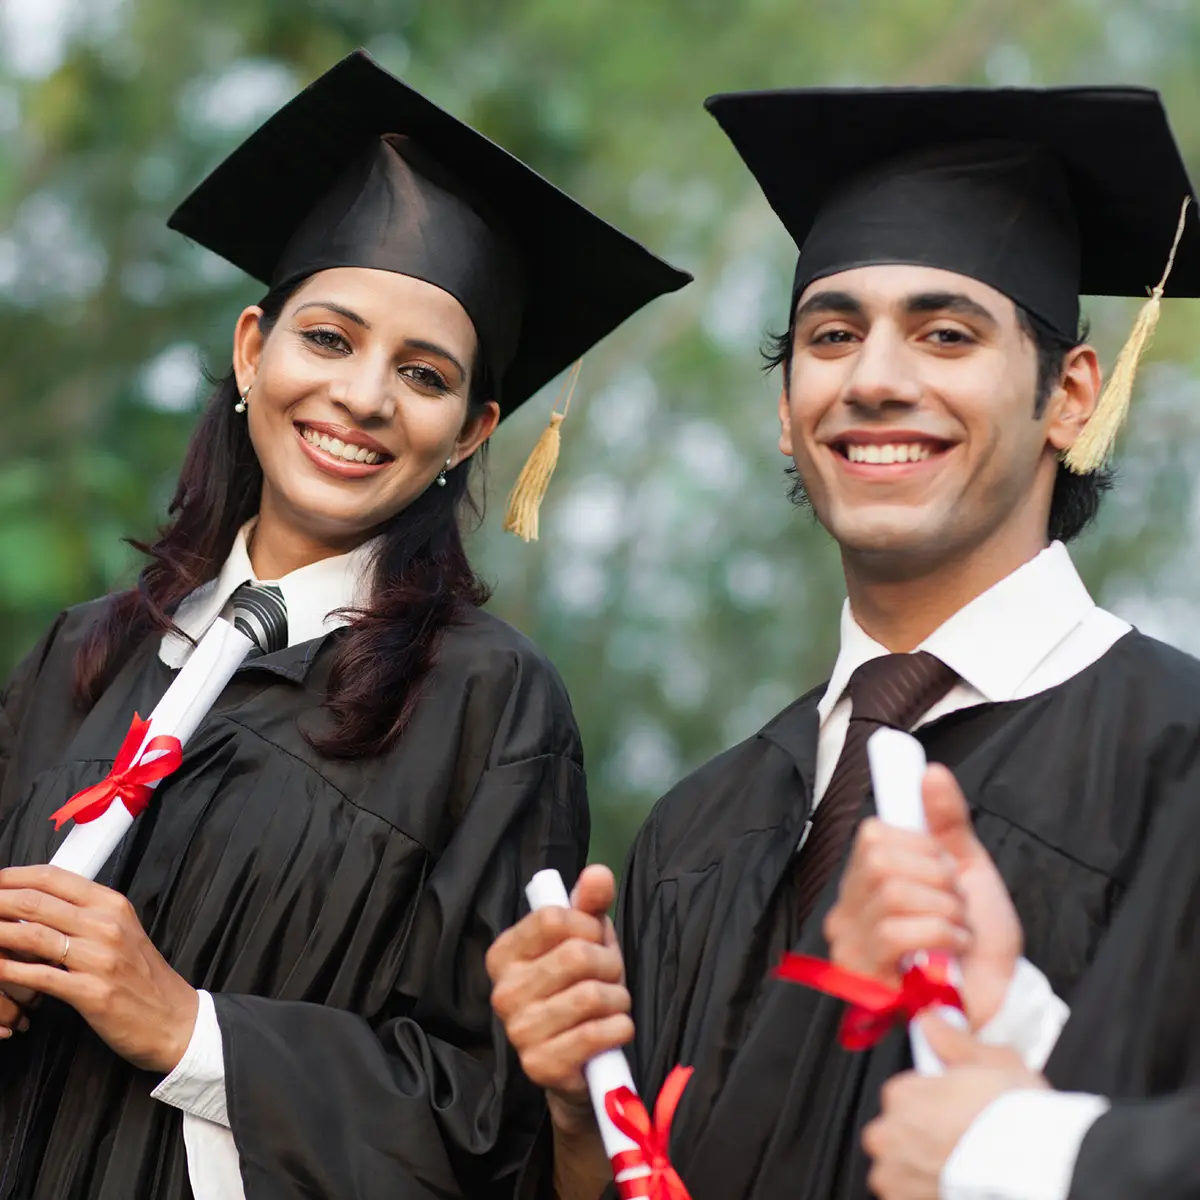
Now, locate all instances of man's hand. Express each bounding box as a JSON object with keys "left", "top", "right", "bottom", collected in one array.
[
  {"left": 488, "top": 865, "right": 632, "bottom": 1134},
  {"left": 824, "top": 763, "right": 1022, "bottom": 1028},
  {"left": 862, "top": 1016, "right": 1048, "bottom": 1200}
]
